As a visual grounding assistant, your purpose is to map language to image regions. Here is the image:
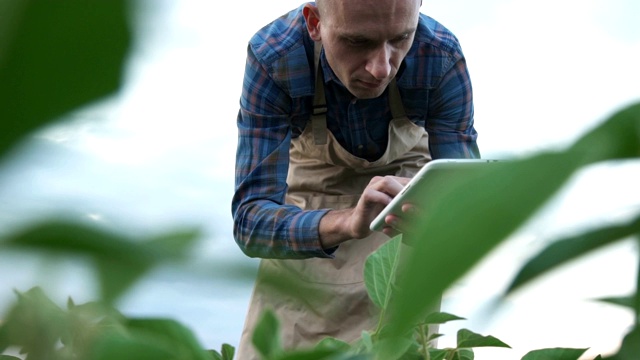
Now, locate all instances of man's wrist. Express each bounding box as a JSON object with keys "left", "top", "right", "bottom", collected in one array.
[{"left": 318, "top": 208, "right": 354, "bottom": 249}]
